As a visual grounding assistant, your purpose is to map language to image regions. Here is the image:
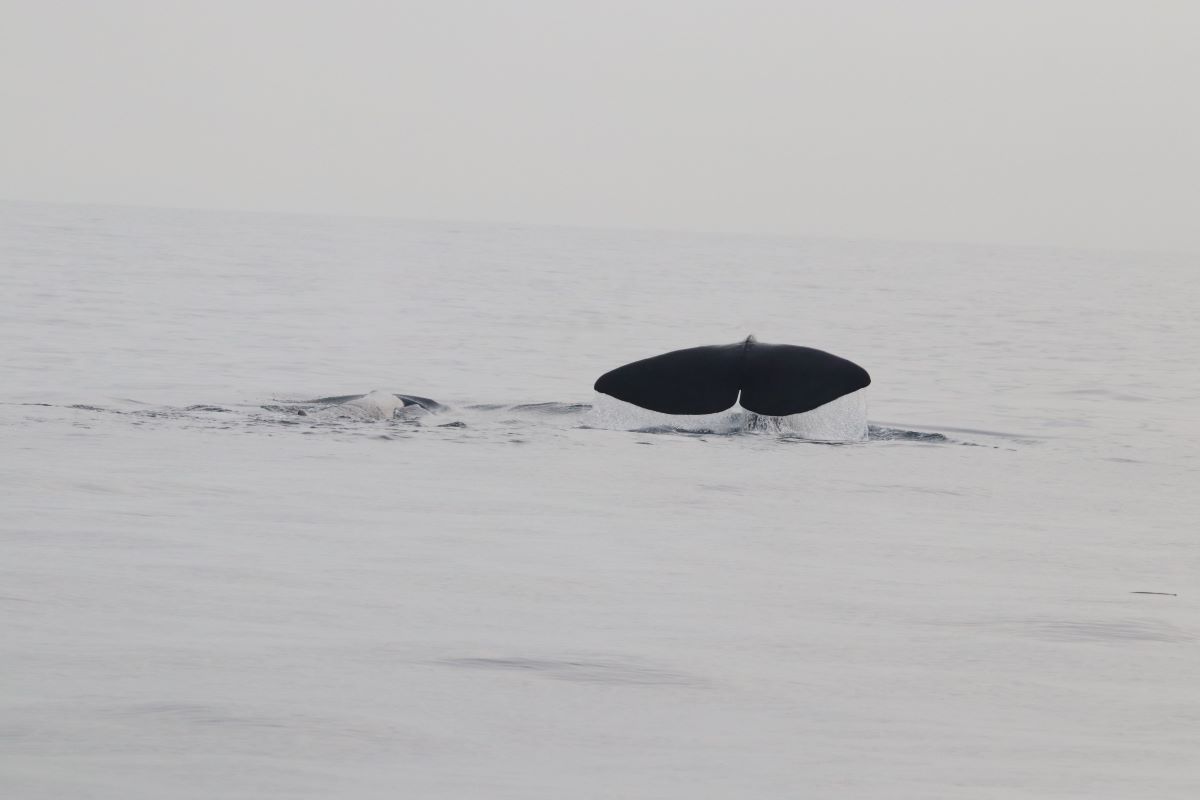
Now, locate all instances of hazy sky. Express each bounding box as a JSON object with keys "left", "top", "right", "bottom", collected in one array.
[{"left": 2, "top": 1, "right": 1197, "bottom": 252}]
